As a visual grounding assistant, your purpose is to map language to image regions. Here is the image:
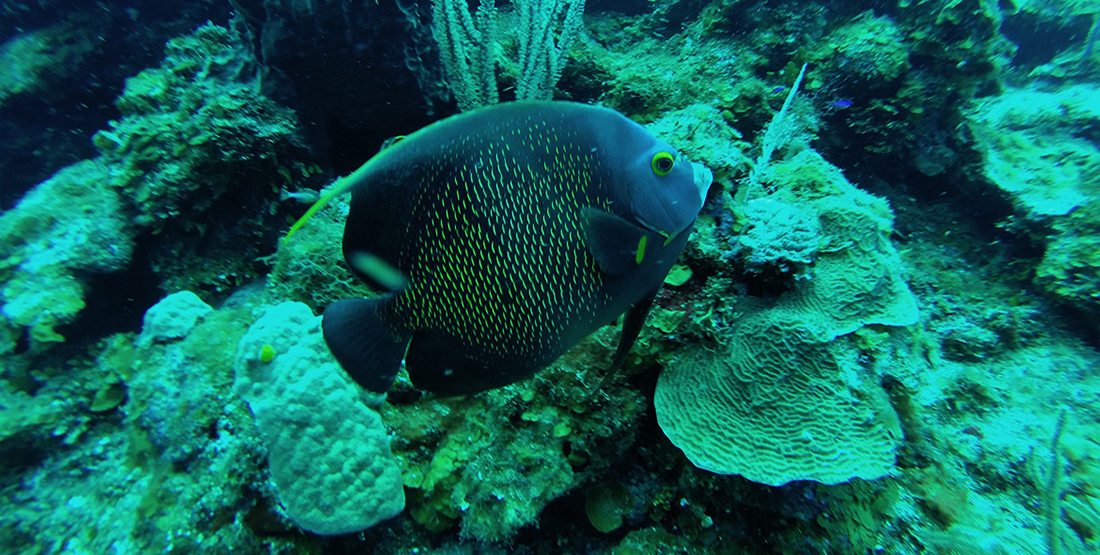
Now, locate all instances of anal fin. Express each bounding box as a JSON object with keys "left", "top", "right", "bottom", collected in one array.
[{"left": 405, "top": 330, "right": 526, "bottom": 396}]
